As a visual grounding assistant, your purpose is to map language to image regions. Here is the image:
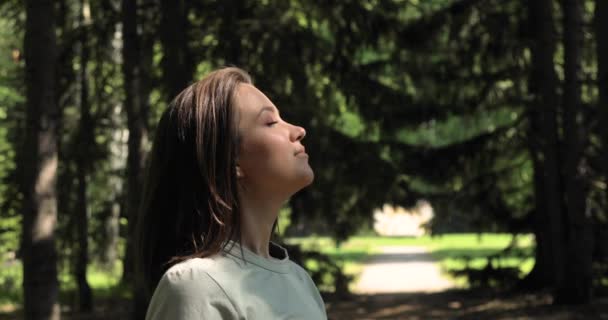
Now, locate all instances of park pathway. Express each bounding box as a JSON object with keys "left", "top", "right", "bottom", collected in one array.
[
  {"left": 331, "top": 246, "right": 607, "bottom": 319},
  {"left": 354, "top": 246, "right": 453, "bottom": 294}
]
